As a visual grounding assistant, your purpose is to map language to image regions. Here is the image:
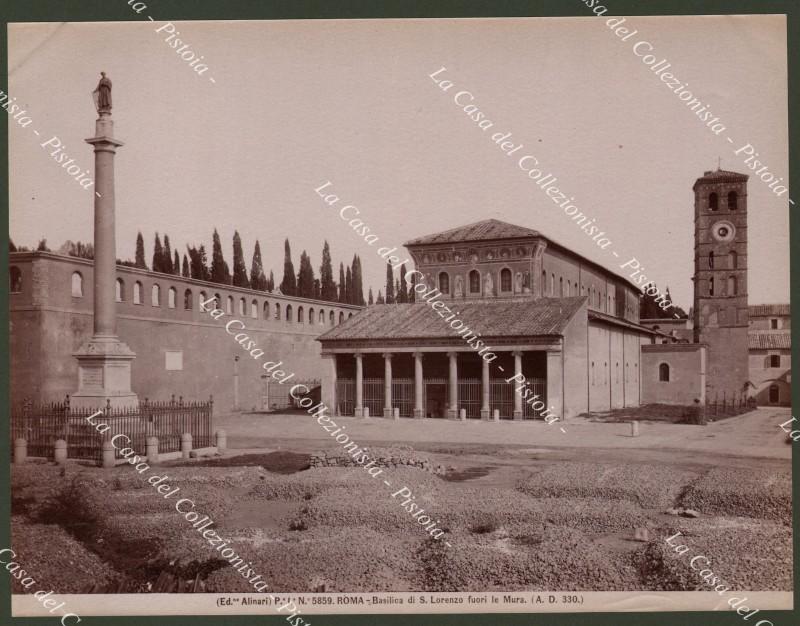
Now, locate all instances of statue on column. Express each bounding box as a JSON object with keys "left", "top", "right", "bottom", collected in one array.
[
  {"left": 93, "top": 72, "right": 112, "bottom": 113},
  {"left": 454, "top": 275, "right": 463, "bottom": 298}
]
